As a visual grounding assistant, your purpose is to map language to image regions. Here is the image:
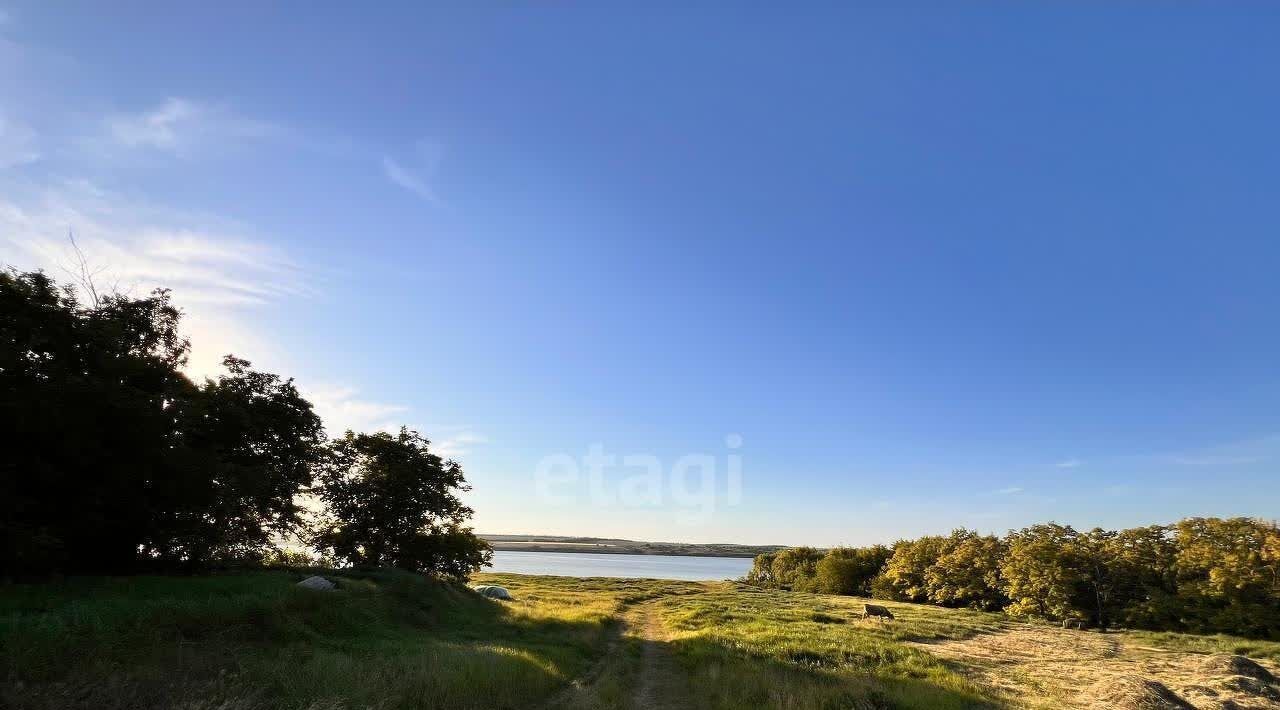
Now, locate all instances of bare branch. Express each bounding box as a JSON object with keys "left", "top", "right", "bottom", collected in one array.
[{"left": 58, "top": 230, "right": 107, "bottom": 307}]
